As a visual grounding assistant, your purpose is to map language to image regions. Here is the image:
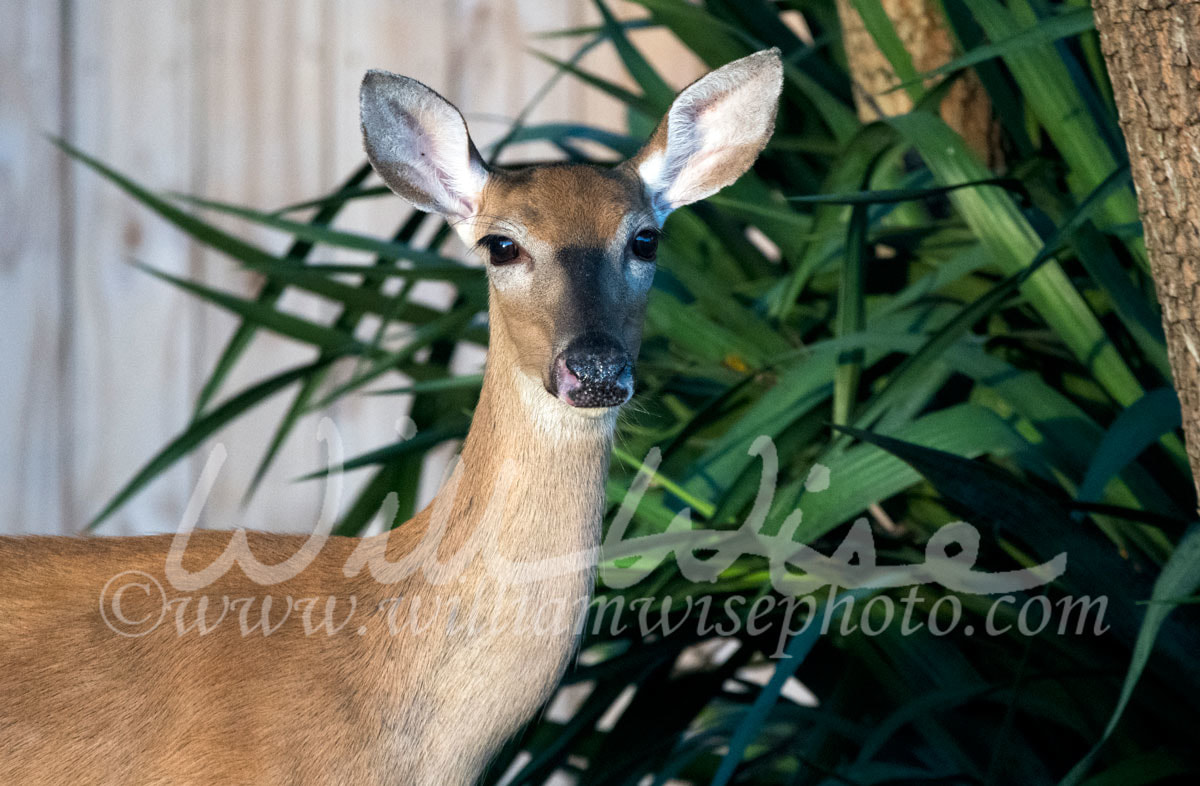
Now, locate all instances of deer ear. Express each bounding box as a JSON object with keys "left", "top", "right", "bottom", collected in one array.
[
  {"left": 360, "top": 70, "right": 489, "bottom": 219},
  {"left": 631, "top": 49, "right": 783, "bottom": 222}
]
